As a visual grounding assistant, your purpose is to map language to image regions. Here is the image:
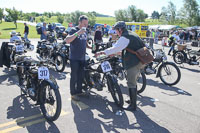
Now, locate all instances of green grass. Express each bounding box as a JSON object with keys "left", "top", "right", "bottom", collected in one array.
[
  {"left": 0, "top": 21, "right": 40, "bottom": 39},
  {"left": 96, "top": 17, "right": 116, "bottom": 26}
]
